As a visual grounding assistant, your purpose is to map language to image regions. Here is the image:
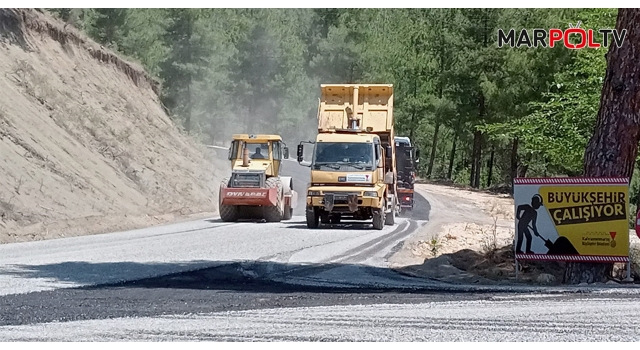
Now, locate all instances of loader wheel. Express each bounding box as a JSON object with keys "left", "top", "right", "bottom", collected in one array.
[
  {"left": 306, "top": 206, "right": 319, "bottom": 228},
  {"left": 263, "top": 177, "right": 284, "bottom": 222},
  {"left": 219, "top": 177, "right": 239, "bottom": 222}
]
